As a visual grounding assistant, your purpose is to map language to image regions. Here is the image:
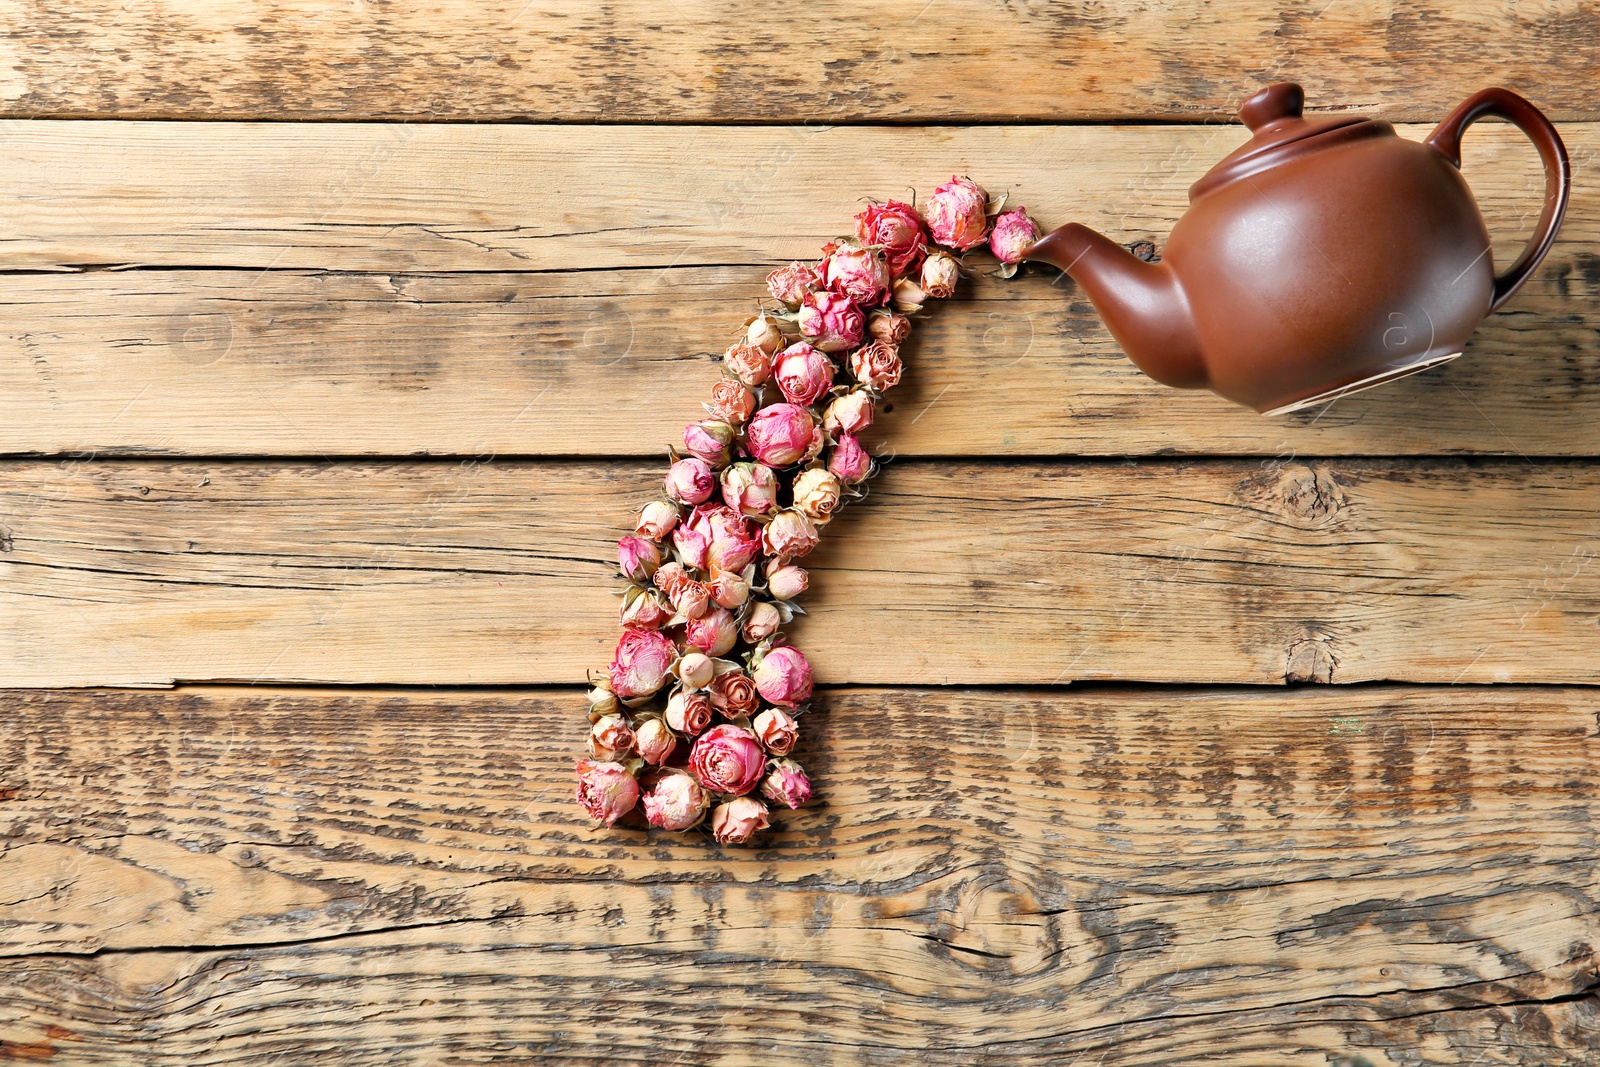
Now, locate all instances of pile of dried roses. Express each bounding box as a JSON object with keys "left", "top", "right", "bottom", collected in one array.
[{"left": 576, "top": 177, "right": 1042, "bottom": 843}]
